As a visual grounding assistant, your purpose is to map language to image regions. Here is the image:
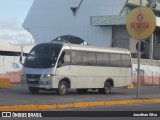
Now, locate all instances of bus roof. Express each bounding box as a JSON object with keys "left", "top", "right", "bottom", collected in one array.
[
  {"left": 62, "top": 43, "right": 130, "bottom": 54},
  {"left": 37, "top": 42, "right": 130, "bottom": 54}
]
